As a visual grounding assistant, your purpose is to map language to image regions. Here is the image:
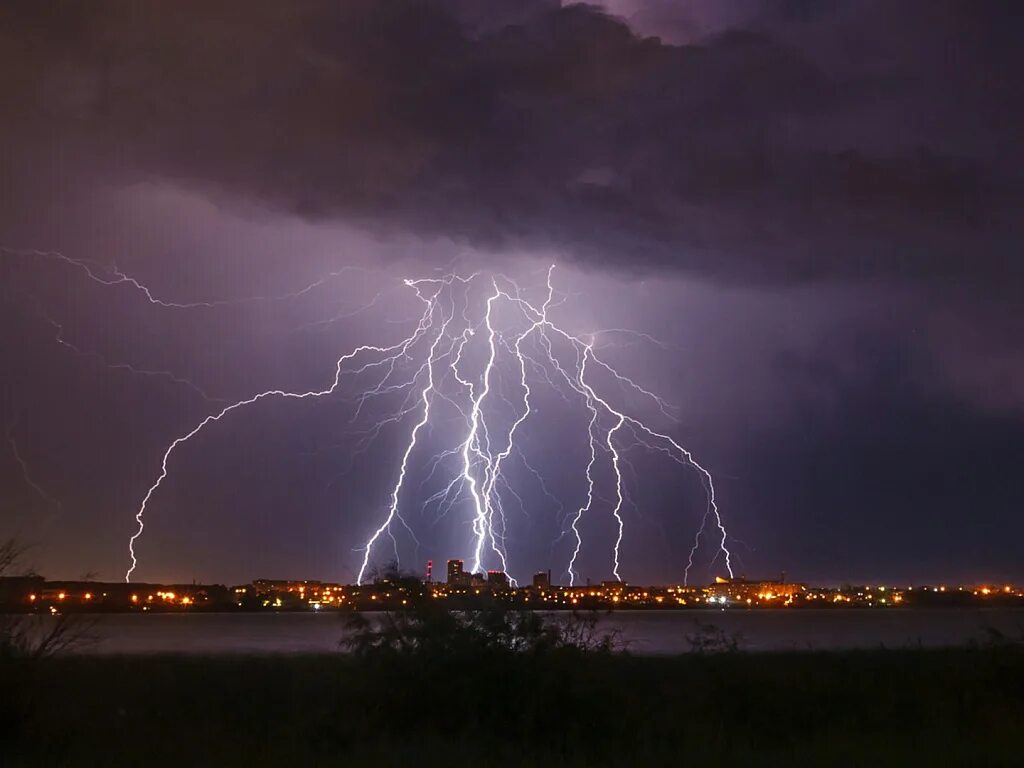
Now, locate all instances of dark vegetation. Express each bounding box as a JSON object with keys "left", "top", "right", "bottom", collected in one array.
[
  {"left": 0, "top": 539, "right": 94, "bottom": 660},
  {"left": 3, "top": 596, "right": 1023, "bottom": 767}
]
